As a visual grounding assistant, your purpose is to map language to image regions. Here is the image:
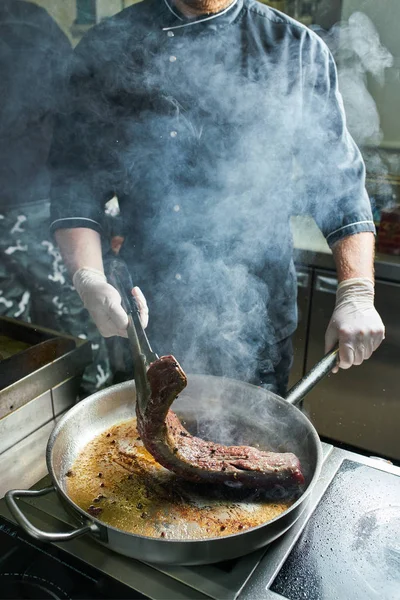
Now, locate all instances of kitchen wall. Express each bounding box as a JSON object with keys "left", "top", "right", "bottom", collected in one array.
[
  {"left": 335, "top": 1, "right": 400, "bottom": 205},
  {"left": 26, "top": 0, "right": 75, "bottom": 43},
  {"left": 341, "top": 0, "right": 400, "bottom": 153},
  {"left": 26, "top": 0, "right": 142, "bottom": 44},
  {"left": 261, "top": 0, "right": 400, "bottom": 207},
  {"left": 26, "top": 0, "right": 400, "bottom": 194}
]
